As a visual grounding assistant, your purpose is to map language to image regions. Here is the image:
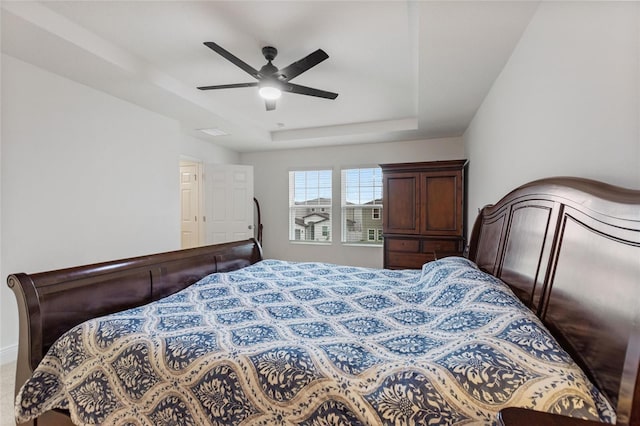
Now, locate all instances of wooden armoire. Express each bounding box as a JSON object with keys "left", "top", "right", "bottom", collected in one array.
[{"left": 380, "top": 160, "right": 467, "bottom": 269}]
